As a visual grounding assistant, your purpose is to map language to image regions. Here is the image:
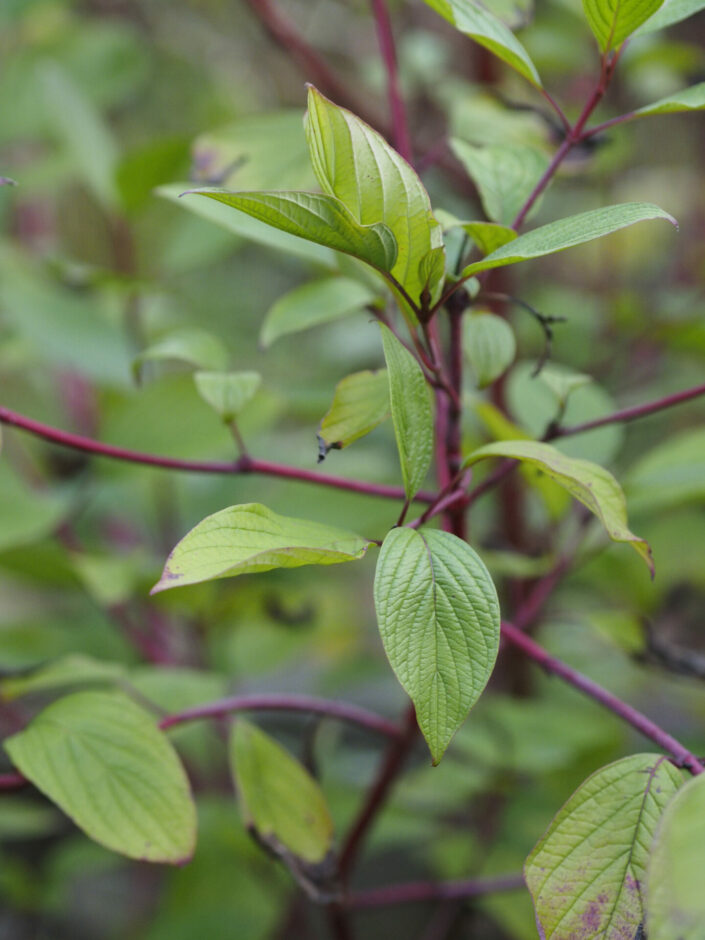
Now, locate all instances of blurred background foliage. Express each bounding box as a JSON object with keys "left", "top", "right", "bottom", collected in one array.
[{"left": 0, "top": 0, "right": 704, "bottom": 937}]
